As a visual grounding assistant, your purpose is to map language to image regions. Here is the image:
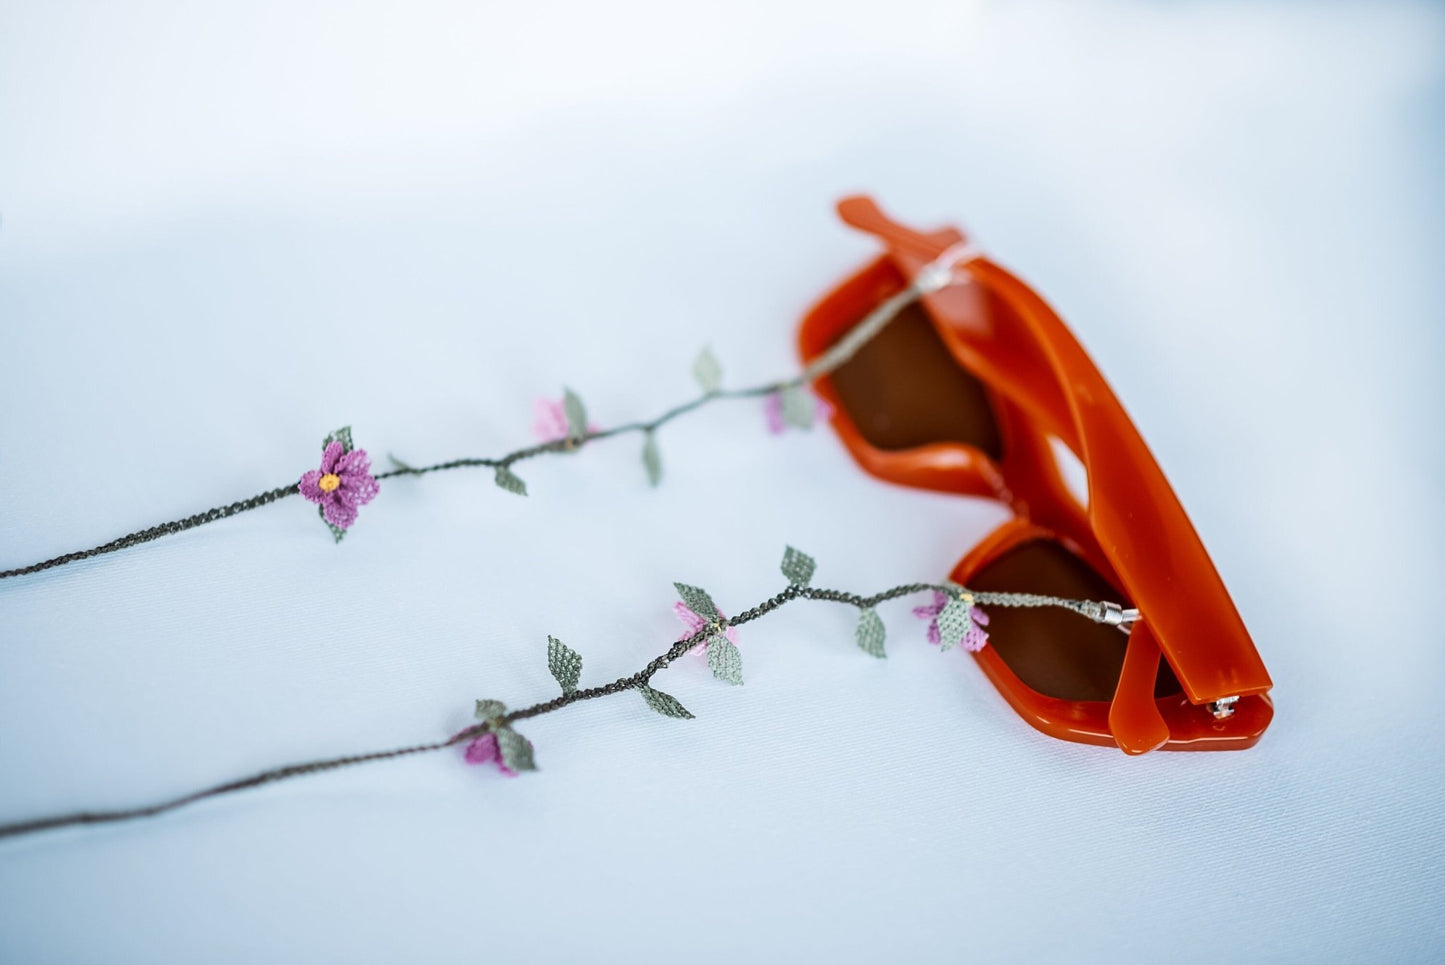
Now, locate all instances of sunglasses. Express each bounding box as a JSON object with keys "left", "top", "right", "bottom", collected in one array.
[{"left": 798, "top": 196, "right": 1273, "bottom": 754}]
